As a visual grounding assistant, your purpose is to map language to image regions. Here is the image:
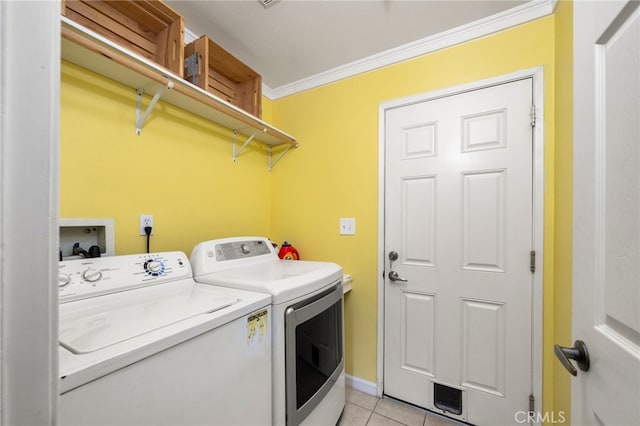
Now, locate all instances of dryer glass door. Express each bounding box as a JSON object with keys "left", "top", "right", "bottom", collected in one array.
[{"left": 285, "top": 283, "right": 343, "bottom": 425}]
